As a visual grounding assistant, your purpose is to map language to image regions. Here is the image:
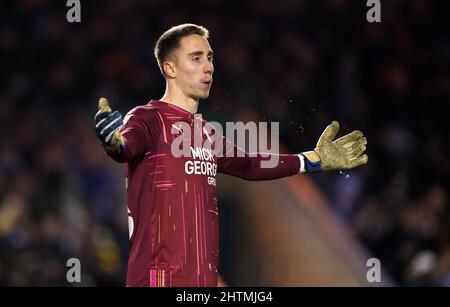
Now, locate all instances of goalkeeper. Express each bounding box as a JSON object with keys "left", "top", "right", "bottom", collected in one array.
[{"left": 94, "top": 23, "right": 368, "bottom": 287}]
